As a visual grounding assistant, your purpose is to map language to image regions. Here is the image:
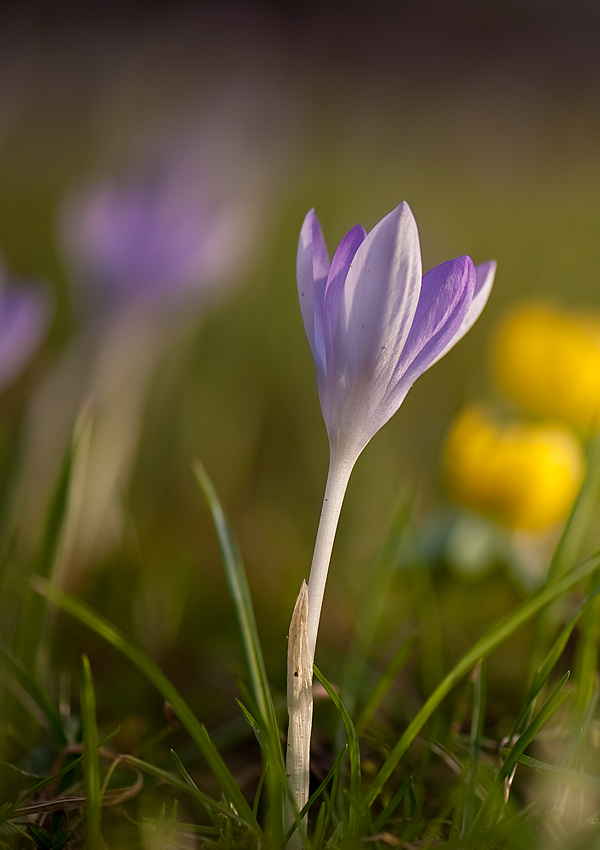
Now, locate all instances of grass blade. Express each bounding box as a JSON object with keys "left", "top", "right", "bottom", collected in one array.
[
  {"left": 0, "top": 728, "right": 120, "bottom": 826},
  {"left": 194, "top": 461, "right": 283, "bottom": 841},
  {"left": 324, "top": 819, "right": 343, "bottom": 848},
  {"left": 31, "top": 576, "right": 260, "bottom": 833},
  {"left": 472, "top": 671, "right": 571, "bottom": 829},
  {"left": 574, "top": 569, "right": 600, "bottom": 717},
  {"left": 170, "top": 749, "right": 200, "bottom": 792},
  {"left": 510, "top": 589, "right": 596, "bottom": 741},
  {"left": 18, "top": 421, "right": 76, "bottom": 673},
  {"left": 235, "top": 699, "right": 264, "bottom": 746},
  {"left": 508, "top": 751, "right": 600, "bottom": 792},
  {"left": 548, "top": 432, "right": 600, "bottom": 583},
  {"left": 313, "top": 665, "right": 362, "bottom": 834},
  {"left": 283, "top": 743, "right": 349, "bottom": 845},
  {"left": 312, "top": 802, "right": 327, "bottom": 850},
  {"left": 340, "top": 492, "right": 413, "bottom": 719},
  {"left": 125, "top": 756, "right": 243, "bottom": 823},
  {"left": 0, "top": 640, "right": 67, "bottom": 746},
  {"left": 355, "top": 634, "right": 417, "bottom": 736},
  {"left": 307, "top": 744, "right": 348, "bottom": 815},
  {"left": 284, "top": 745, "right": 350, "bottom": 846},
  {"left": 366, "top": 552, "right": 600, "bottom": 806},
  {"left": 80, "top": 655, "right": 102, "bottom": 850},
  {"left": 252, "top": 764, "right": 268, "bottom": 818},
  {"left": 529, "top": 433, "right": 600, "bottom": 673},
  {"left": 372, "top": 776, "right": 413, "bottom": 833},
  {"left": 193, "top": 462, "right": 280, "bottom": 748},
  {"left": 460, "top": 661, "right": 486, "bottom": 837}
]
